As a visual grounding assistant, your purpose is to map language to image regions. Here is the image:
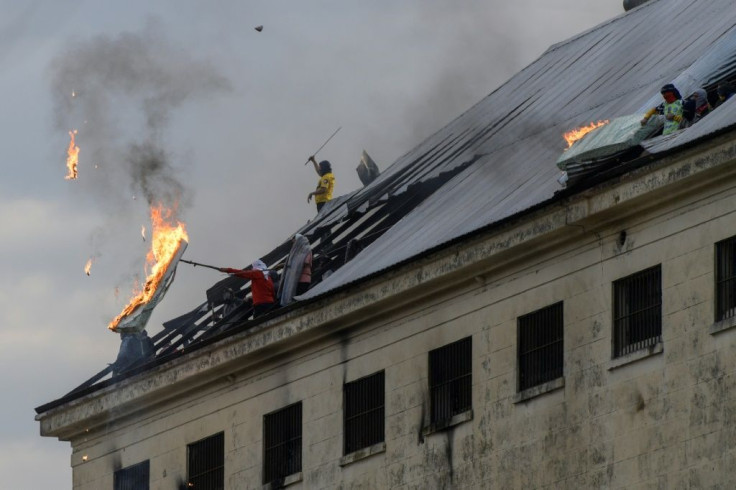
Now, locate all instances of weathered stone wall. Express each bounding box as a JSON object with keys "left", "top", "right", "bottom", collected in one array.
[{"left": 60, "top": 146, "right": 736, "bottom": 489}]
